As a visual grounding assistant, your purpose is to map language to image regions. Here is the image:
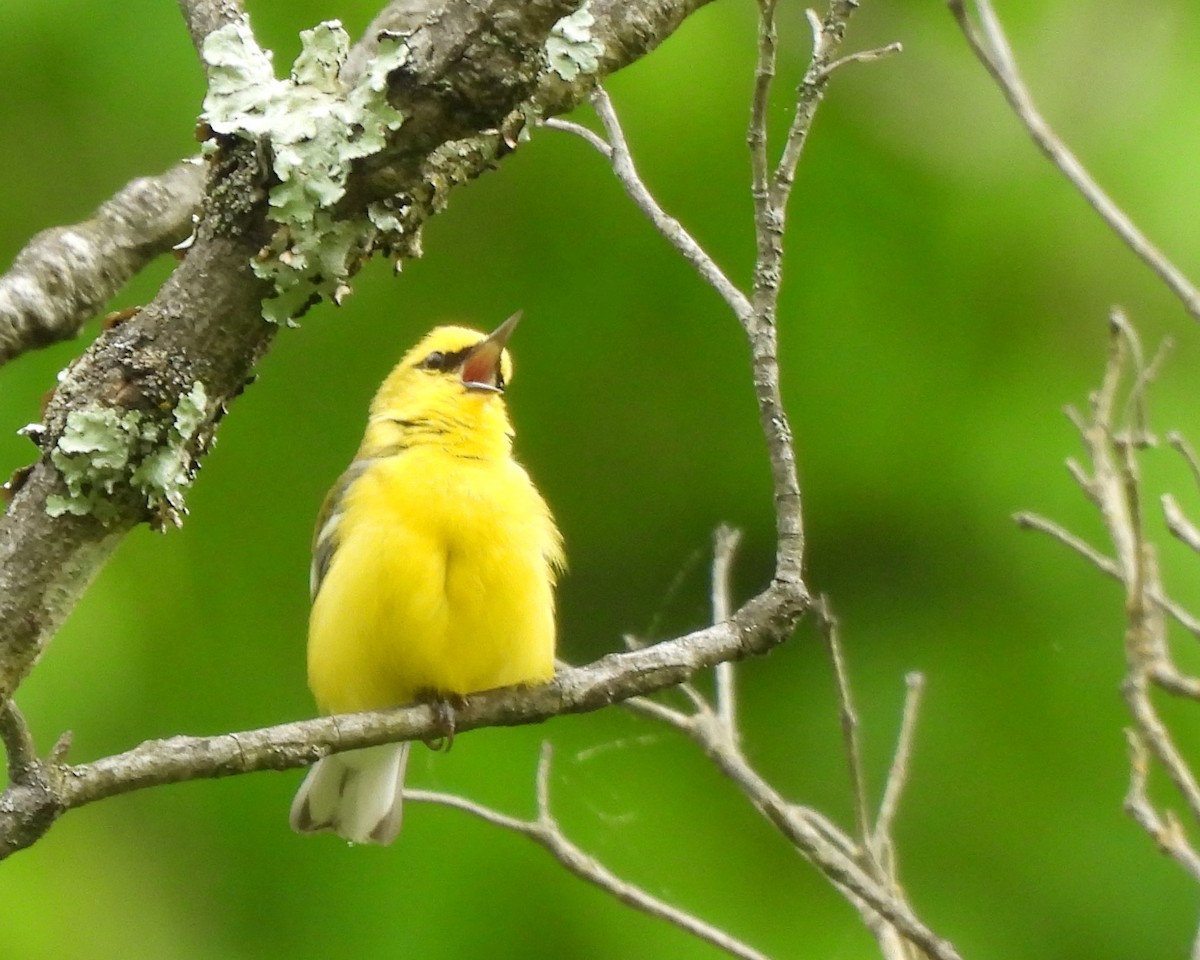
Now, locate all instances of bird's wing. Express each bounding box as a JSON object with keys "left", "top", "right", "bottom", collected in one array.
[{"left": 310, "top": 459, "right": 372, "bottom": 601}]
